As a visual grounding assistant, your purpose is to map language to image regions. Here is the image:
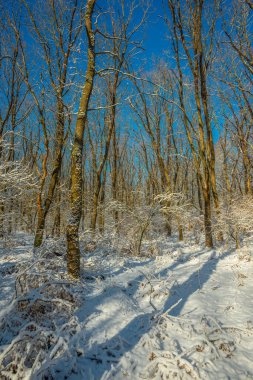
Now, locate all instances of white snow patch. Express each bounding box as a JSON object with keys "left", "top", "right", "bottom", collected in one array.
[{"left": 0, "top": 234, "right": 253, "bottom": 379}]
